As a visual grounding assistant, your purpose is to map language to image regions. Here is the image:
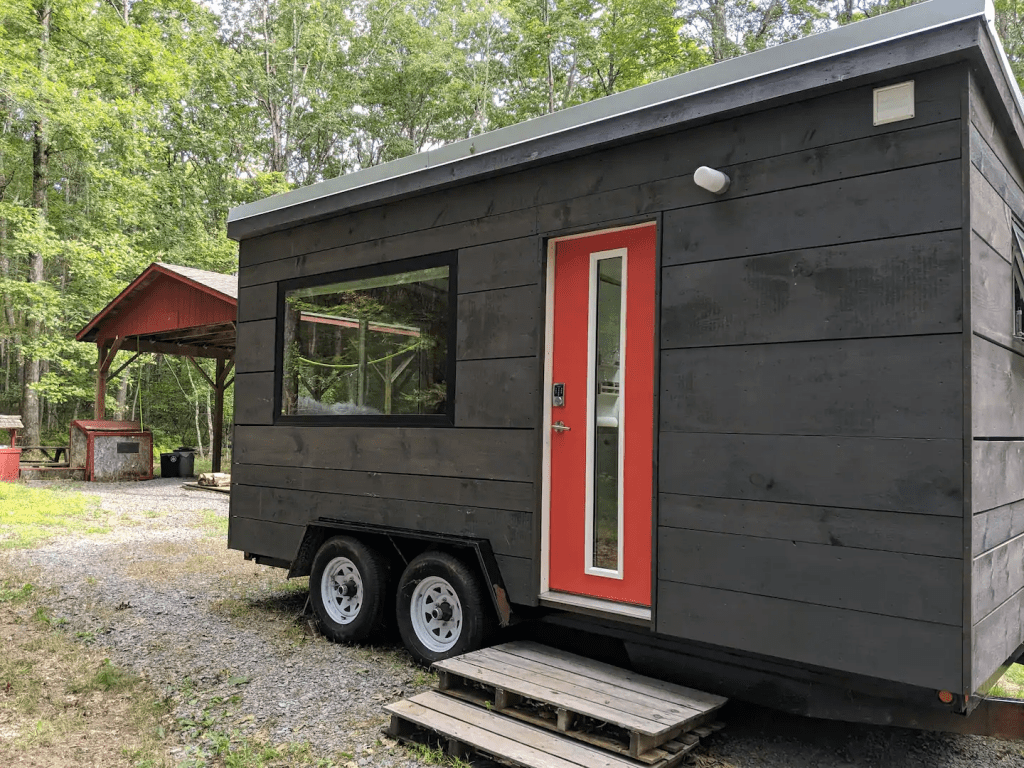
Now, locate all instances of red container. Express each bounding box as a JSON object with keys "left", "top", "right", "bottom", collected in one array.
[{"left": 0, "top": 447, "right": 21, "bottom": 481}]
